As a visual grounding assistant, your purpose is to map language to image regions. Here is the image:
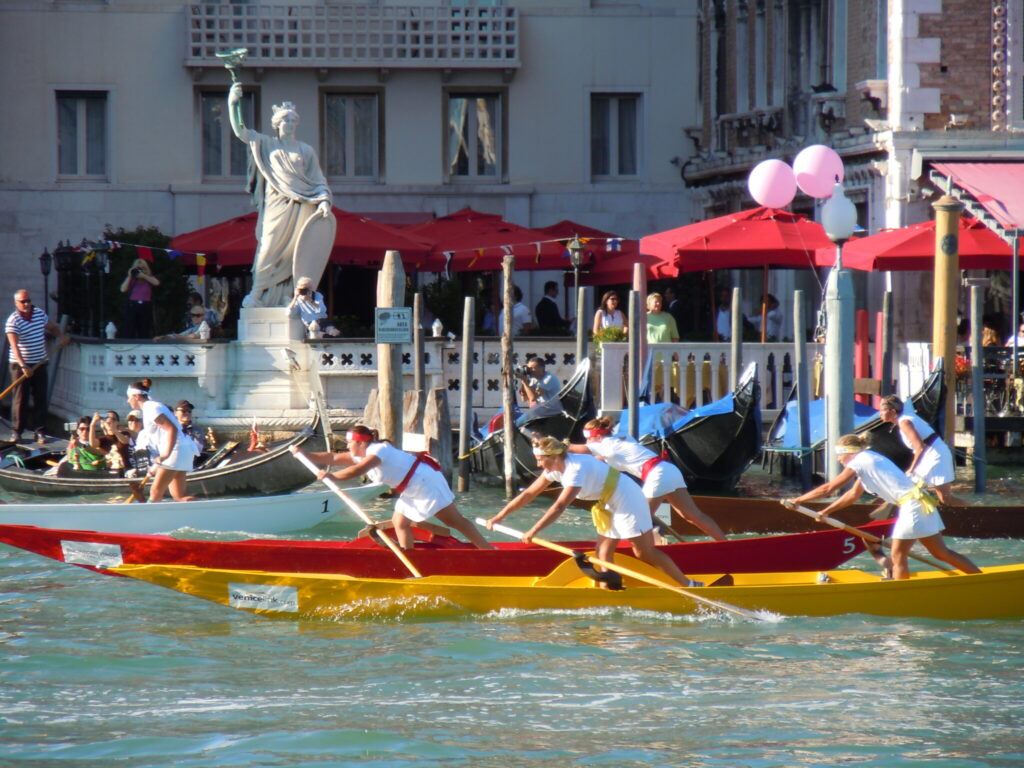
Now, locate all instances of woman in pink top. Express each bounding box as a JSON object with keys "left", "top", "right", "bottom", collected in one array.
[{"left": 119, "top": 258, "right": 160, "bottom": 338}]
